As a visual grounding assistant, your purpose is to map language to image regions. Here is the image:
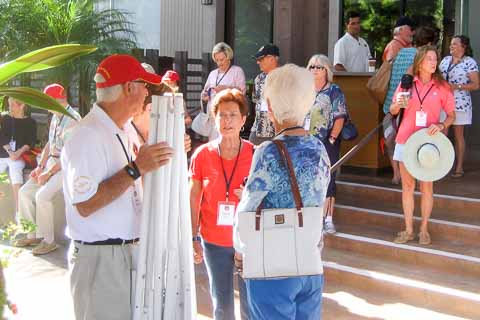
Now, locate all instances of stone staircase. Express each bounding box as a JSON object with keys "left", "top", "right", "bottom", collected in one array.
[{"left": 321, "top": 181, "right": 480, "bottom": 319}]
